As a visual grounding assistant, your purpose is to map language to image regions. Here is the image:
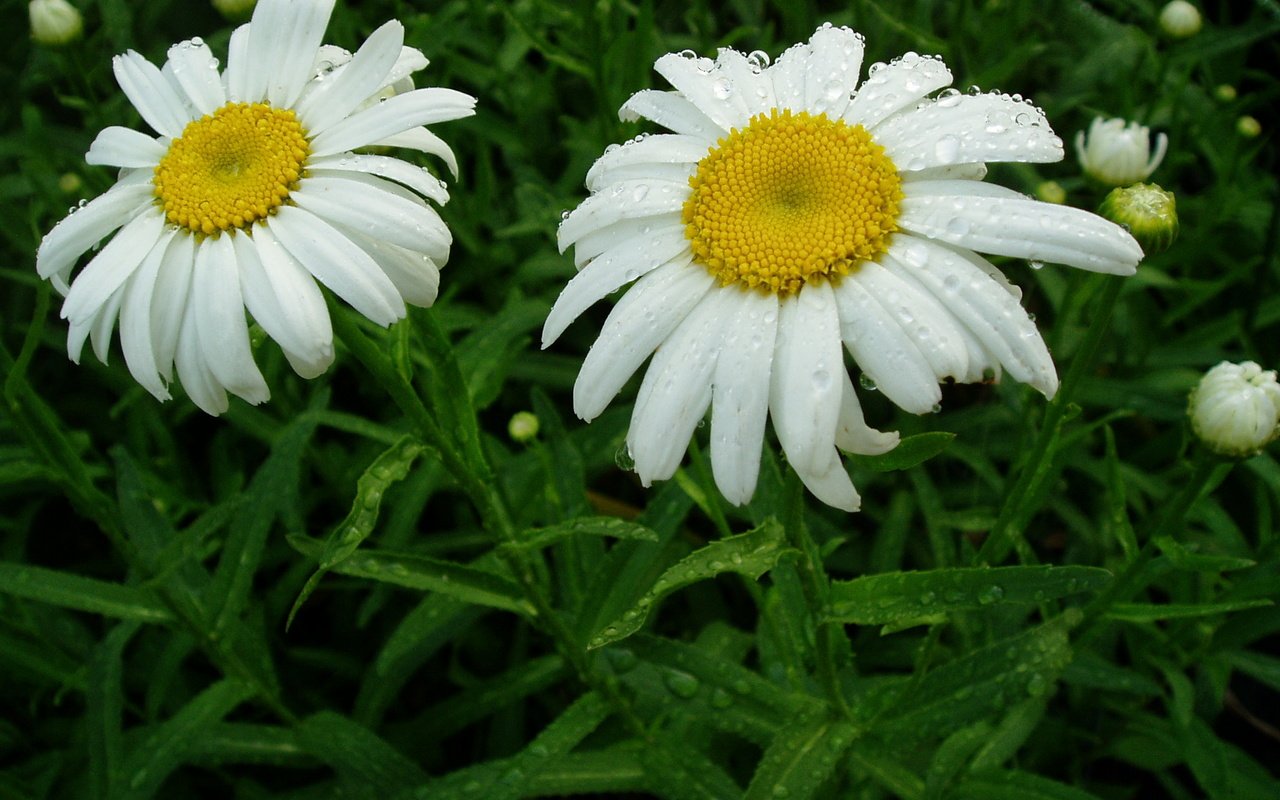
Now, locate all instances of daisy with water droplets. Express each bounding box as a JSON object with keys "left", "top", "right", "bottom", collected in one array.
[
  {"left": 543, "top": 25, "right": 1143, "bottom": 511},
  {"left": 37, "top": 0, "right": 475, "bottom": 415}
]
